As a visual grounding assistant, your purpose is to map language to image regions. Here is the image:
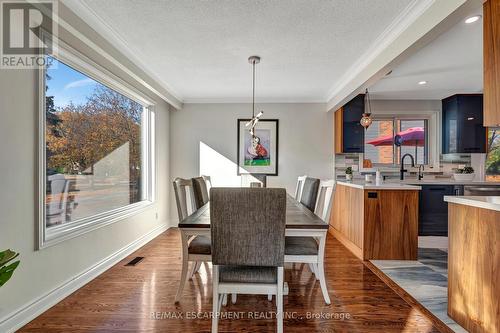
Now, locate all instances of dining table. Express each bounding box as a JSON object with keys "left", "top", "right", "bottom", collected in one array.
[{"left": 176, "top": 194, "right": 331, "bottom": 304}]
